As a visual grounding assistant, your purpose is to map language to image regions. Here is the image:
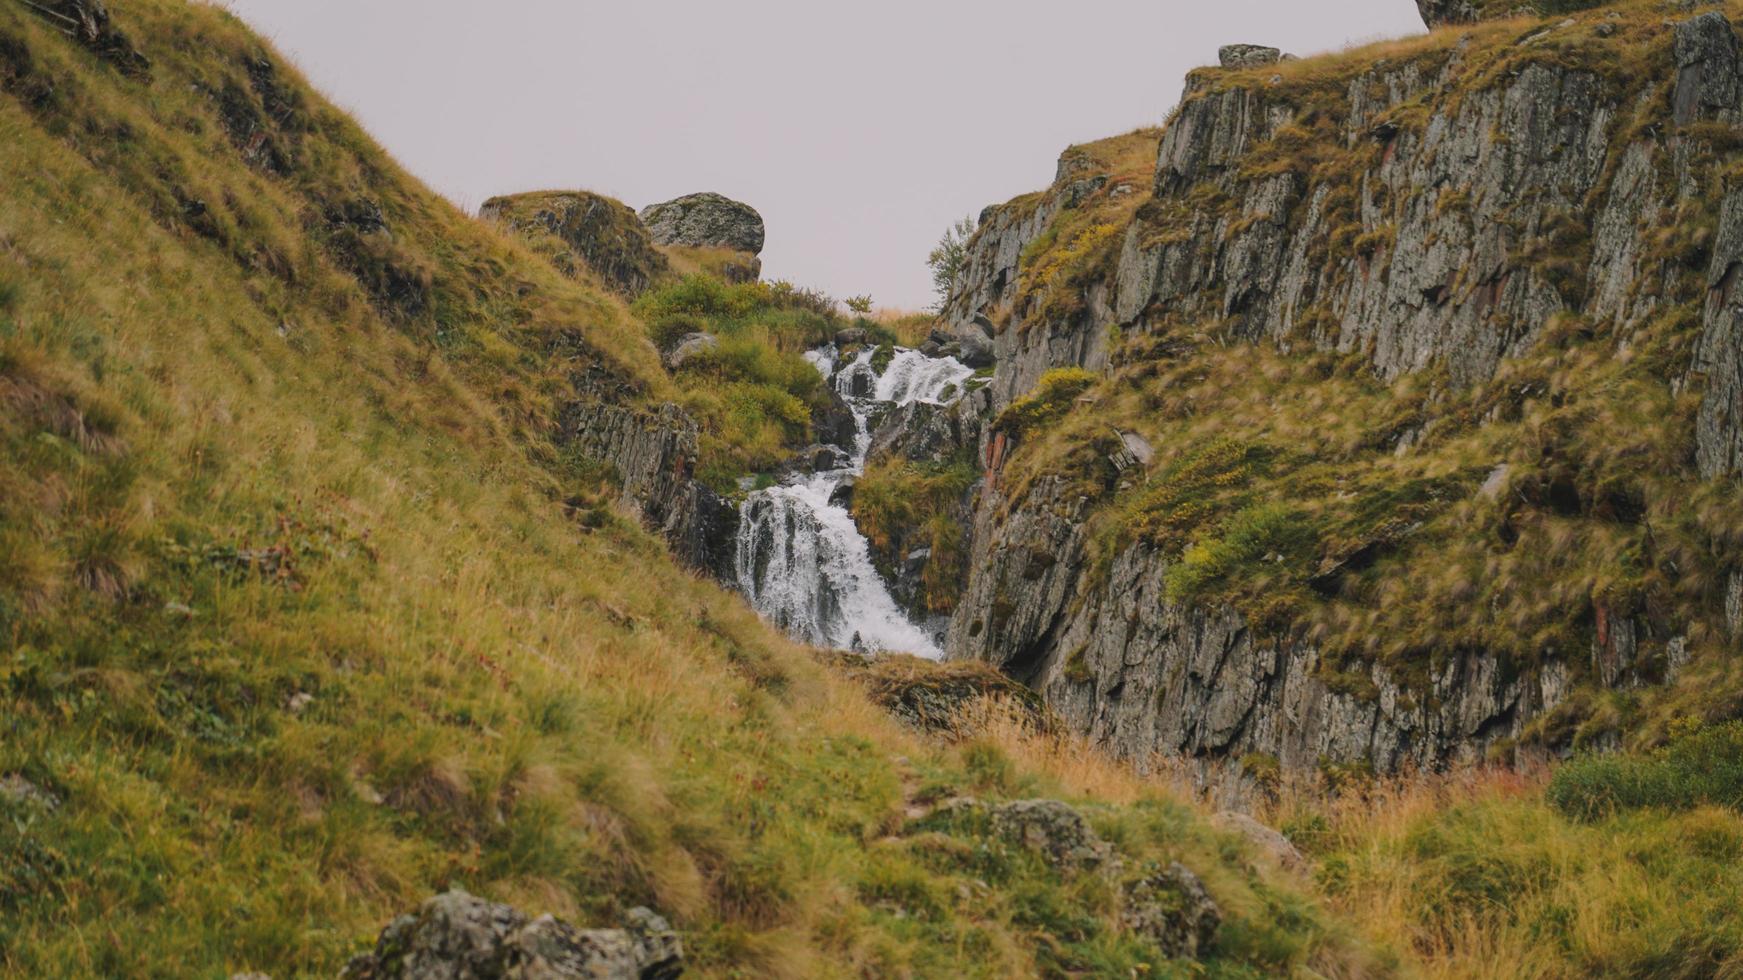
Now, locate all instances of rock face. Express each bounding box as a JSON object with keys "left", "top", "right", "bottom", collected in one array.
[
  {"left": 914, "top": 9, "right": 1743, "bottom": 777},
  {"left": 482, "top": 191, "right": 670, "bottom": 297},
  {"left": 562, "top": 368, "right": 737, "bottom": 579},
  {"left": 343, "top": 890, "right": 683, "bottom": 979},
  {"left": 639, "top": 193, "right": 766, "bottom": 255}
]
